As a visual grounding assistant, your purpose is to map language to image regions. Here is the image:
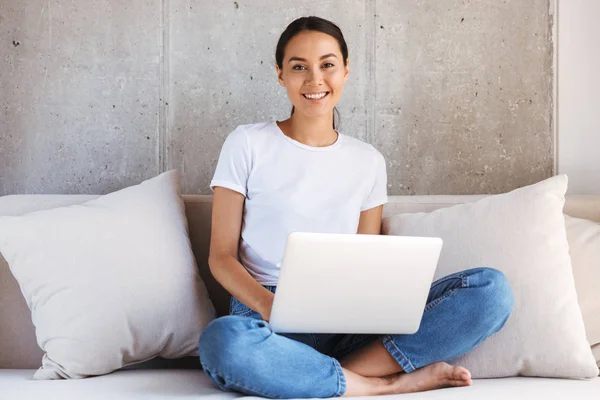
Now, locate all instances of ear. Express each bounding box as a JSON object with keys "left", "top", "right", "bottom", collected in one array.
[
  {"left": 276, "top": 65, "right": 285, "bottom": 87},
  {"left": 343, "top": 59, "right": 350, "bottom": 83}
]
